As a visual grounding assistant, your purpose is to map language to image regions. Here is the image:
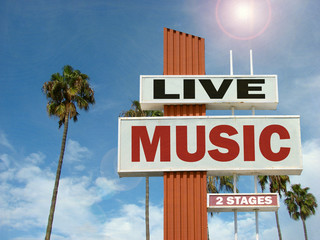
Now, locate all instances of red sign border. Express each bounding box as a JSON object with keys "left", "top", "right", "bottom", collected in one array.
[{"left": 207, "top": 193, "right": 280, "bottom": 212}]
